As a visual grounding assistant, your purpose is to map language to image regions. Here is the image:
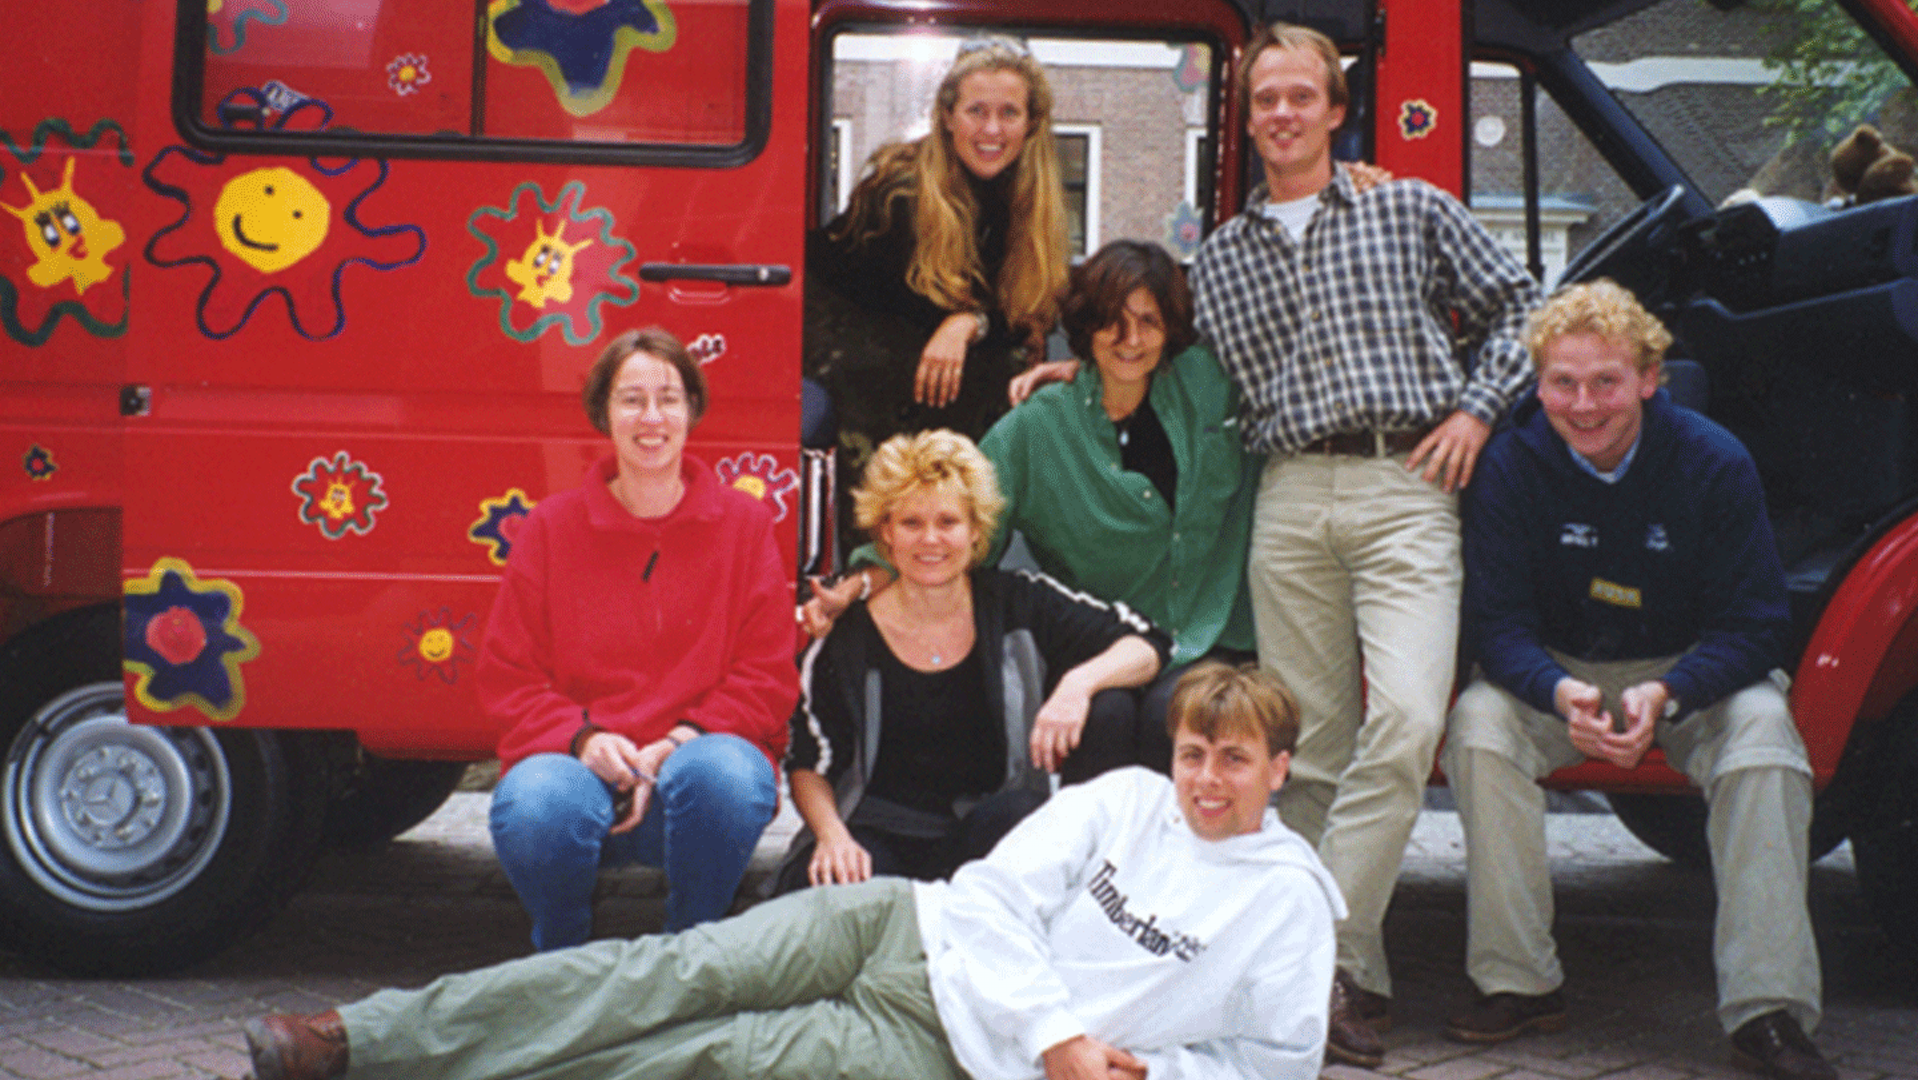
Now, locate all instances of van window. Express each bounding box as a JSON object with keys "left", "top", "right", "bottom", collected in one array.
[
  {"left": 1468, "top": 60, "right": 1635, "bottom": 286},
  {"left": 822, "top": 33, "right": 1220, "bottom": 261},
  {"left": 184, "top": 0, "right": 769, "bottom": 164}
]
